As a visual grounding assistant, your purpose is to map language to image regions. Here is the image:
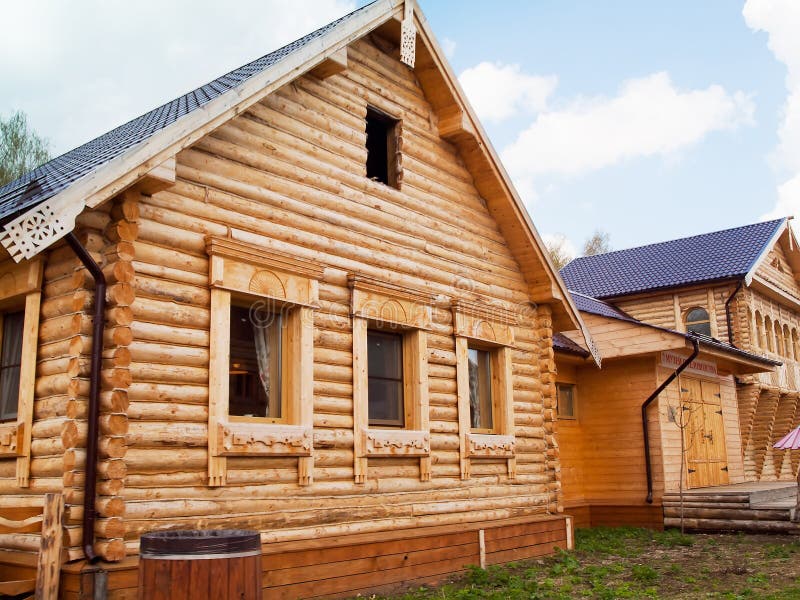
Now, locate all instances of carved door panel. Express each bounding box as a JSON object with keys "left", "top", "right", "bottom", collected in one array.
[{"left": 680, "top": 377, "right": 729, "bottom": 488}]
